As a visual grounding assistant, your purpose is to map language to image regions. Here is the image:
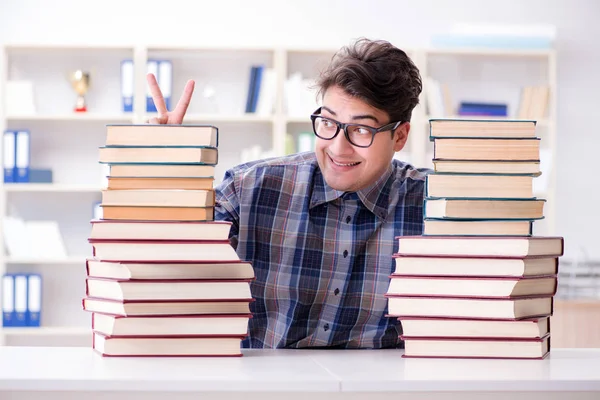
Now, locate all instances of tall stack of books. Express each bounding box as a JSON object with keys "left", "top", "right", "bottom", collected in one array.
[
  {"left": 83, "top": 124, "right": 254, "bottom": 357},
  {"left": 386, "top": 119, "right": 564, "bottom": 359}
]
